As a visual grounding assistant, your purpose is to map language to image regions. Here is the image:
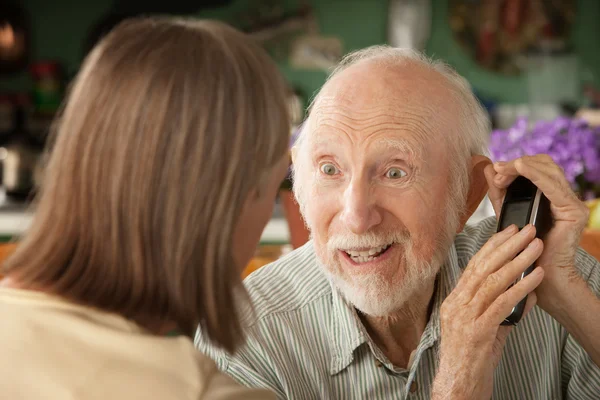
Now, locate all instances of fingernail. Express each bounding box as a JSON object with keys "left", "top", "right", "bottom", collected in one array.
[
  {"left": 495, "top": 161, "right": 506, "bottom": 167},
  {"left": 527, "top": 238, "right": 539, "bottom": 249},
  {"left": 505, "top": 224, "right": 518, "bottom": 233},
  {"left": 520, "top": 224, "right": 534, "bottom": 235}
]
